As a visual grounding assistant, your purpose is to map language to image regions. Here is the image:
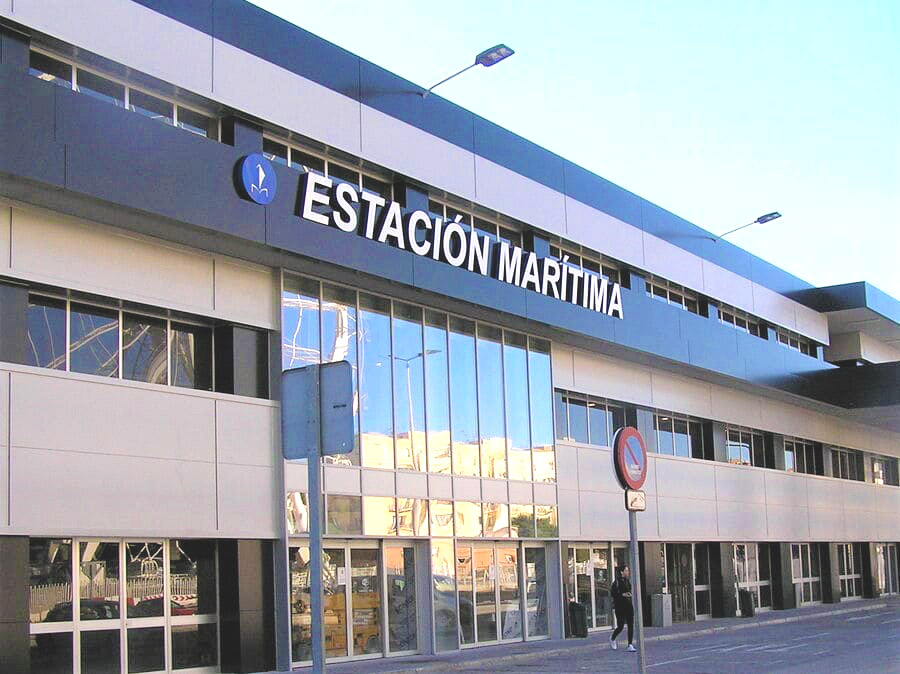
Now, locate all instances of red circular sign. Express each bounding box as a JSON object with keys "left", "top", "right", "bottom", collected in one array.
[{"left": 613, "top": 426, "right": 648, "bottom": 490}]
